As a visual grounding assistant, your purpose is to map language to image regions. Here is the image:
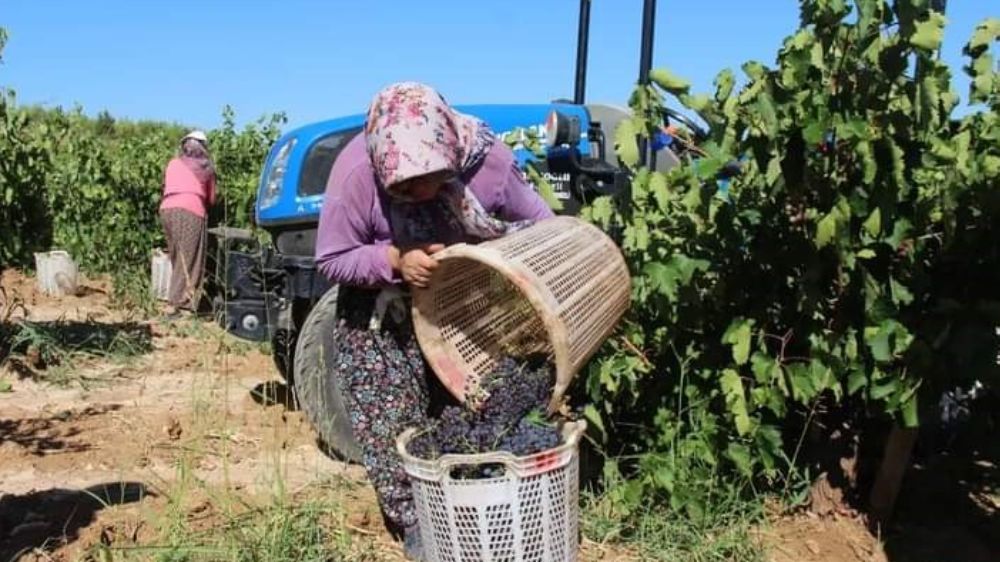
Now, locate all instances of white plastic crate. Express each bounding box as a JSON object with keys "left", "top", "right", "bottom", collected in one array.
[
  {"left": 151, "top": 249, "right": 172, "bottom": 301},
  {"left": 33, "top": 250, "right": 78, "bottom": 297},
  {"left": 396, "top": 421, "right": 586, "bottom": 562}
]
